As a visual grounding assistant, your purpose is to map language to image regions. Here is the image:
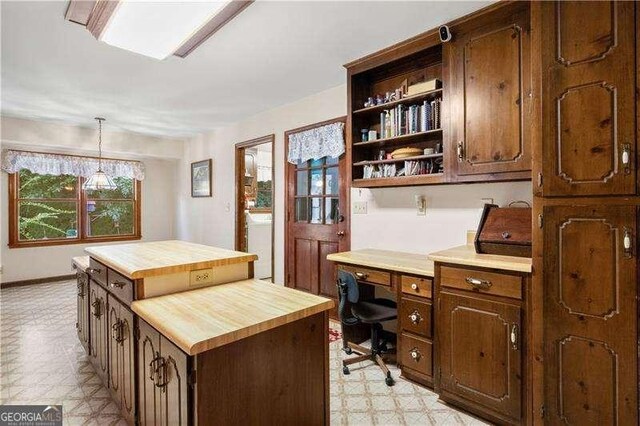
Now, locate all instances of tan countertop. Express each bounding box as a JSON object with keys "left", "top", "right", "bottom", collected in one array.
[
  {"left": 85, "top": 240, "right": 258, "bottom": 279},
  {"left": 72, "top": 256, "right": 90, "bottom": 273},
  {"left": 428, "top": 244, "right": 532, "bottom": 273},
  {"left": 327, "top": 249, "right": 434, "bottom": 277},
  {"left": 131, "top": 279, "right": 334, "bottom": 355}
]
